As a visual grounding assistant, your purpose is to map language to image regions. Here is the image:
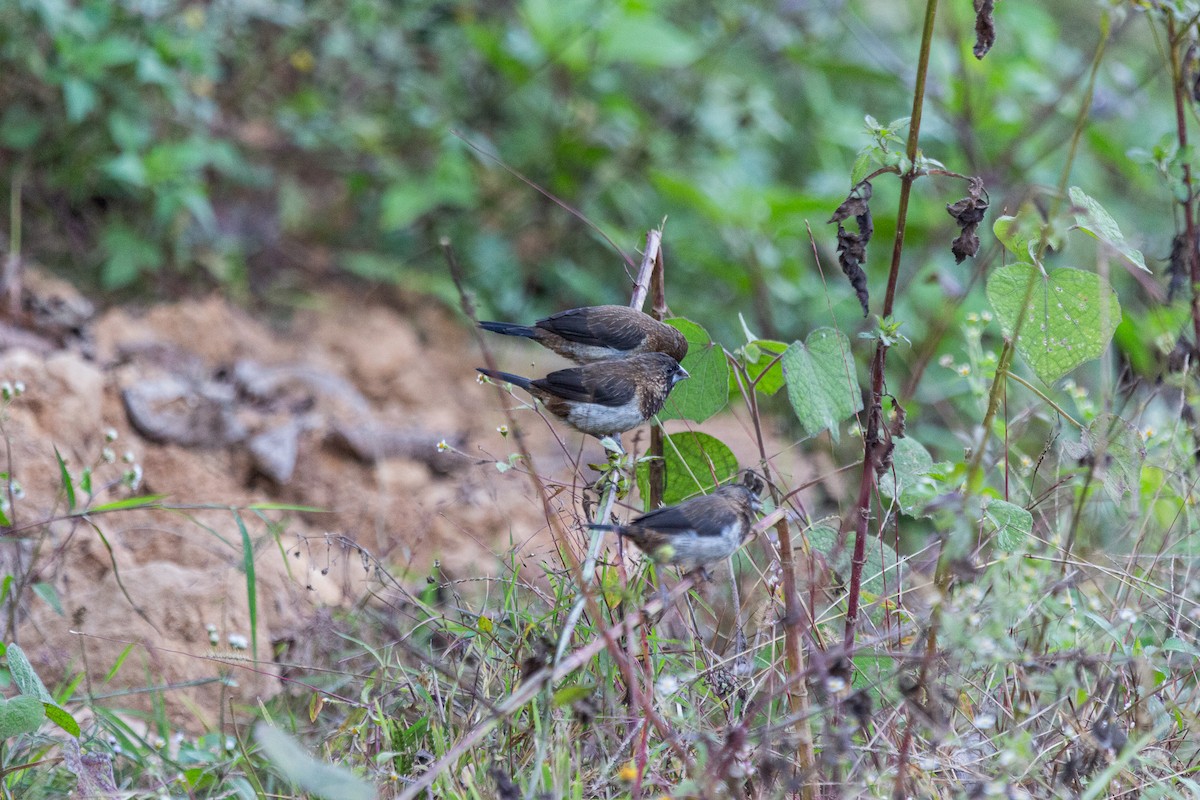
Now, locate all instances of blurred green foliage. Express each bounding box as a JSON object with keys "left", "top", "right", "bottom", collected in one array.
[
  {"left": 0, "top": 1, "right": 1170, "bottom": 317},
  {"left": 0, "top": 0, "right": 1184, "bottom": 438}
]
